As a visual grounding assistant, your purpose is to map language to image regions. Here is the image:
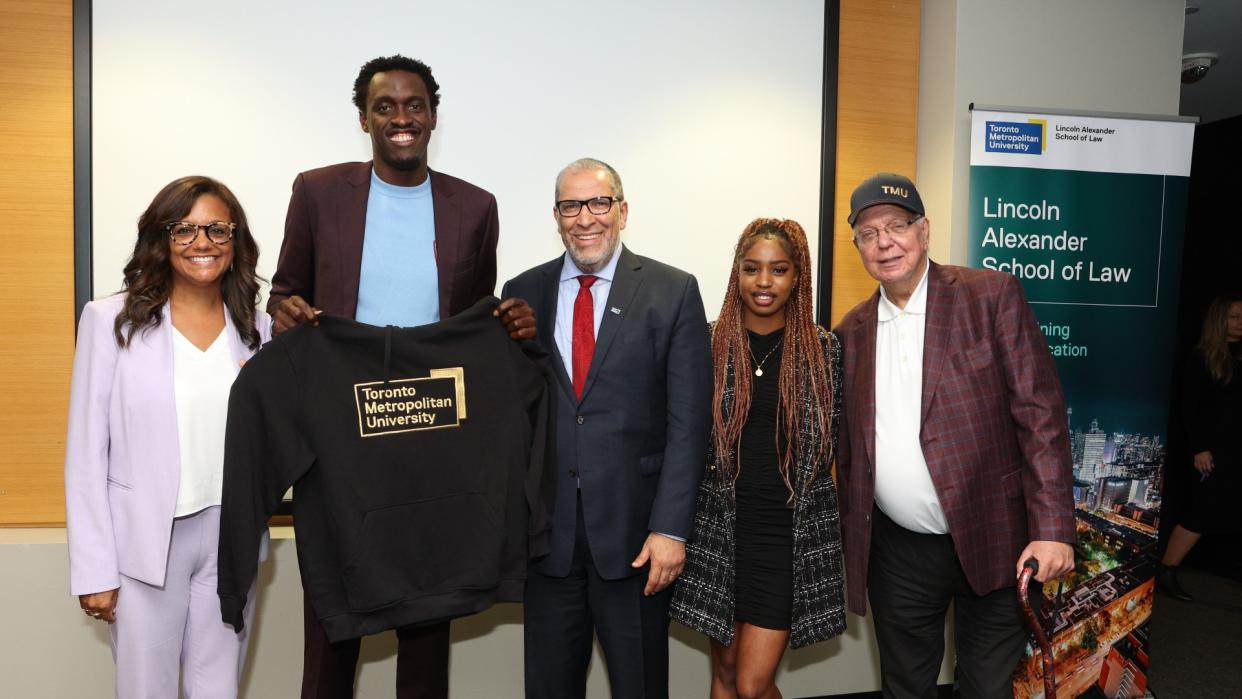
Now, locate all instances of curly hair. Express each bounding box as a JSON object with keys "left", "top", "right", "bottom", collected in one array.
[
  {"left": 113, "top": 176, "right": 263, "bottom": 350},
  {"left": 1197, "top": 295, "right": 1242, "bottom": 384},
  {"left": 352, "top": 55, "right": 441, "bottom": 113},
  {"left": 710, "top": 218, "right": 834, "bottom": 499}
]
